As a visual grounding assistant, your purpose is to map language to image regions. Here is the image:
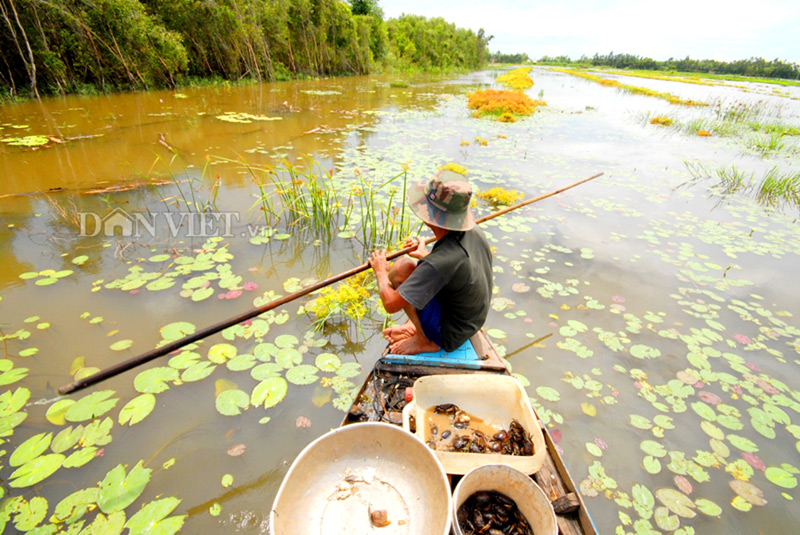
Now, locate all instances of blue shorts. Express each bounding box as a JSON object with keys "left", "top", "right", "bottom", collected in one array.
[{"left": 418, "top": 297, "right": 443, "bottom": 348}]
